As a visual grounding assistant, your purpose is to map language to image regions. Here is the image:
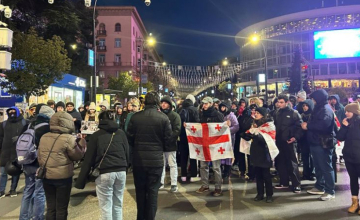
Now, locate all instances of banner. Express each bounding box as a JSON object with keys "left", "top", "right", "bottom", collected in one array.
[{"left": 185, "top": 122, "right": 233, "bottom": 162}]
